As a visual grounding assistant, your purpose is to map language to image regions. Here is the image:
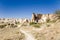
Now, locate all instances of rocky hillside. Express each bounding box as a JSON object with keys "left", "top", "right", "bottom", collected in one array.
[{"left": 0, "top": 16, "right": 60, "bottom": 40}]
